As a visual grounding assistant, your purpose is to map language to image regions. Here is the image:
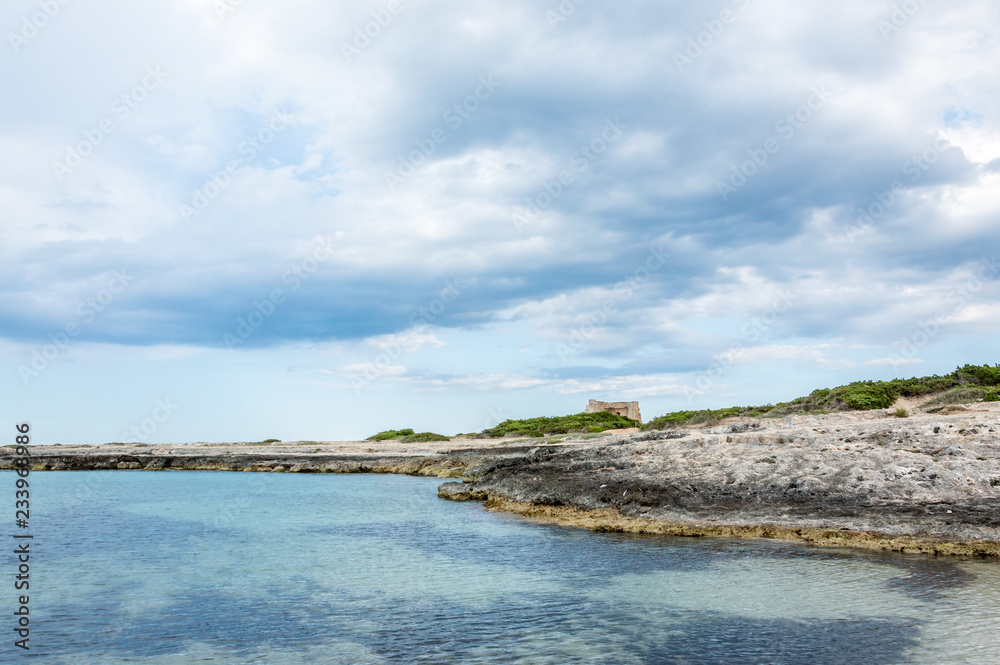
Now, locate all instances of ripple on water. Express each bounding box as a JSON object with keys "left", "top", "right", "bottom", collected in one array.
[{"left": 18, "top": 471, "right": 1000, "bottom": 664}]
